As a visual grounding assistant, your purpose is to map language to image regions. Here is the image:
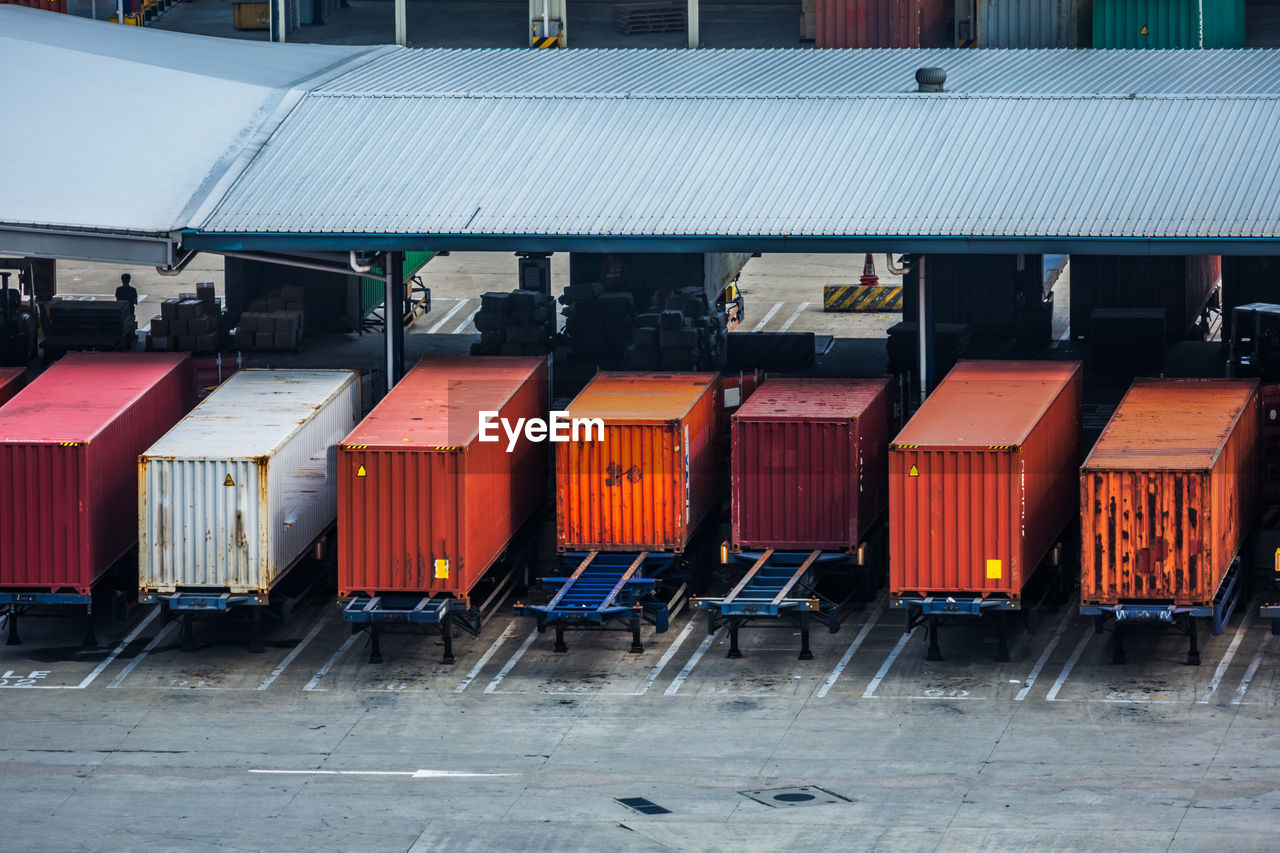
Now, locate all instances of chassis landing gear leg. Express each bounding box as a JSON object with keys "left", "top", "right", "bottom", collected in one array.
[
  {"left": 553, "top": 626, "right": 568, "bottom": 654},
  {"left": 1187, "top": 616, "right": 1201, "bottom": 666},
  {"left": 5, "top": 607, "right": 19, "bottom": 646},
  {"left": 369, "top": 625, "right": 384, "bottom": 664},
  {"left": 181, "top": 613, "right": 196, "bottom": 652},
  {"left": 441, "top": 612, "right": 455, "bottom": 665},
  {"left": 727, "top": 619, "right": 742, "bottom": 659},
  {"left": 629, "top": 612, "right": 643, "bottom": 654},
  {"left": 799, "top": 612, "right": 813, "bottom": 661},
  {"left": 926, "top": 616, "right": 942, "bottom": 662},
  {"left": 82, "top": 602, "right": 98, "bottom": 651},
  {"left": 995, "top": 611, "right": 1011, "bottom": 663},
  {"left": 249, "top": 606, "right": 264, "bottom": 654},
  {"left": 1112, "top": 621, "right": 1126, "bottom": 665}
]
